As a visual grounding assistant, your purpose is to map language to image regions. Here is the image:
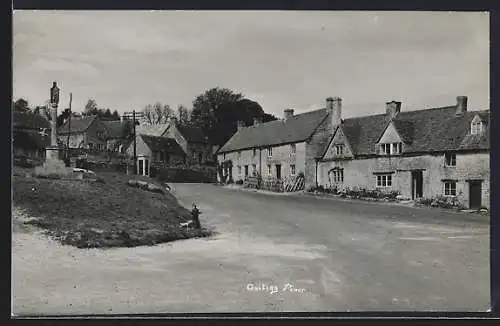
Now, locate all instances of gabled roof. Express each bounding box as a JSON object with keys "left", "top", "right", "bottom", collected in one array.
[
  {"left": 322, "top": 106, "right": 490, "bottom": 158},
  {"left": 176, "top": 124, "right": 208, "bottom": 143},
  {"left": 58, "top": 115, "right": 97, "bottom": 134},
  {"left": 102, "top": 120, "right": 124, "bottom": 139},
  {"left": 136, "top": 123, "right": 170, "bottom": 137},
  {"left": 140, "top": 135, "right": 185, "bottom": 155},
  {"left": 13, "top": 130, "right": 50, "bottom": 149},
  {"left": 218, "top": 109, "right": 328, "bottom": 153},
  {"left": 13, "top": 111, "right": 50, "bottom": 130}
]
